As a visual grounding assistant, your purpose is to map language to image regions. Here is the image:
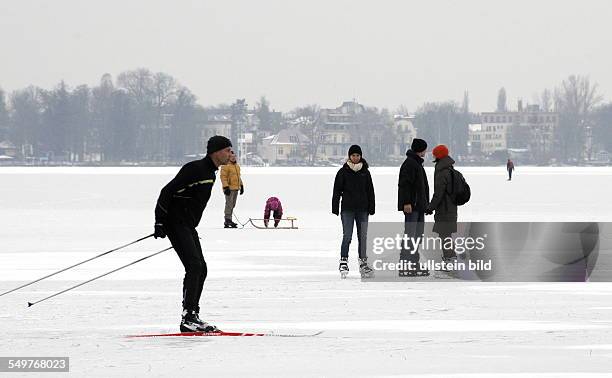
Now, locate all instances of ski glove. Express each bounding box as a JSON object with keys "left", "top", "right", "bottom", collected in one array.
[
  {"left": 154, "top": 223, "right": 166, "bottom": 239},
  {"left": 223, "top": 187, "right": 230, "bottom": 196},
  {"left": 240, "top": 185, "right": 244, "bottom": 195}
]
